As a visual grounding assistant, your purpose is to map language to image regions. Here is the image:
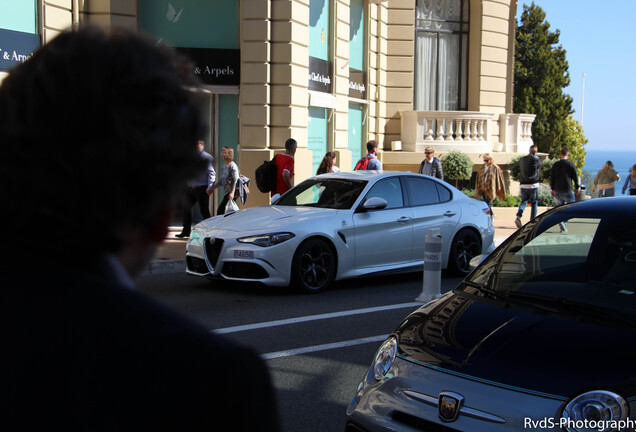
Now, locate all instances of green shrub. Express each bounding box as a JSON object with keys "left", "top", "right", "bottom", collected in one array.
[
  {"left": 538, "top": 186, "right": 557, "bottom": 206},
  {"left": 461, "top": 188, "right": 476, "bottom": 198},
  {"left": 493, "top": 195, "right": 521, "bottom": 207},
  {"left": 441, "top": 150, "right": 473, "bottom": 188}
]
